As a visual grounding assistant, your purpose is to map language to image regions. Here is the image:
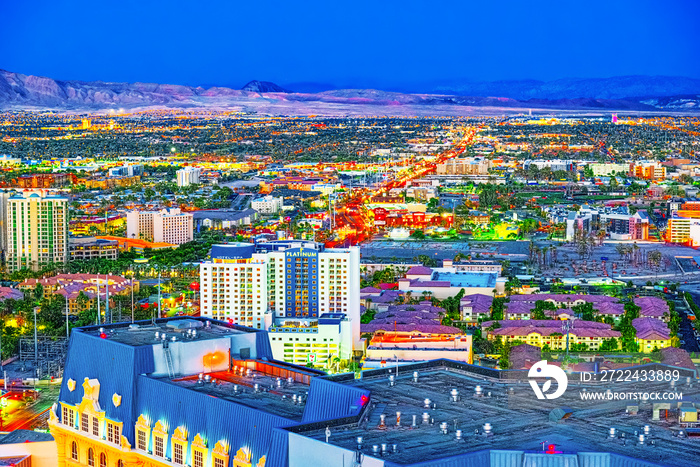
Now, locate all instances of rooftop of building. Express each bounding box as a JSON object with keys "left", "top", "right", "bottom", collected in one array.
[
  {"left": 163, "top": 367, "right": 312, "bottom": 422},
  {"left": 0, "top": 429, "right": 53, "bottom": 444},
  {"left": 632, "top": 317, "right": 671, "bottom": 341},
  {"left": 432, "top": 271, "right": 498, "bottom": 288},
  {"left": 69, "top": 236, "right": 119, "bottom": 246},
  {"left": 191, "top": 208, "right": 258, "bottom": 221},
  {"left": 95, "top": 236, "right": 177, "bottom": 249},
  {"left": 79, "top": 318, "right": 251, "bottom": 347},
  {"left": 295, "top": 360, "right": 700, "bottom": 466}
]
